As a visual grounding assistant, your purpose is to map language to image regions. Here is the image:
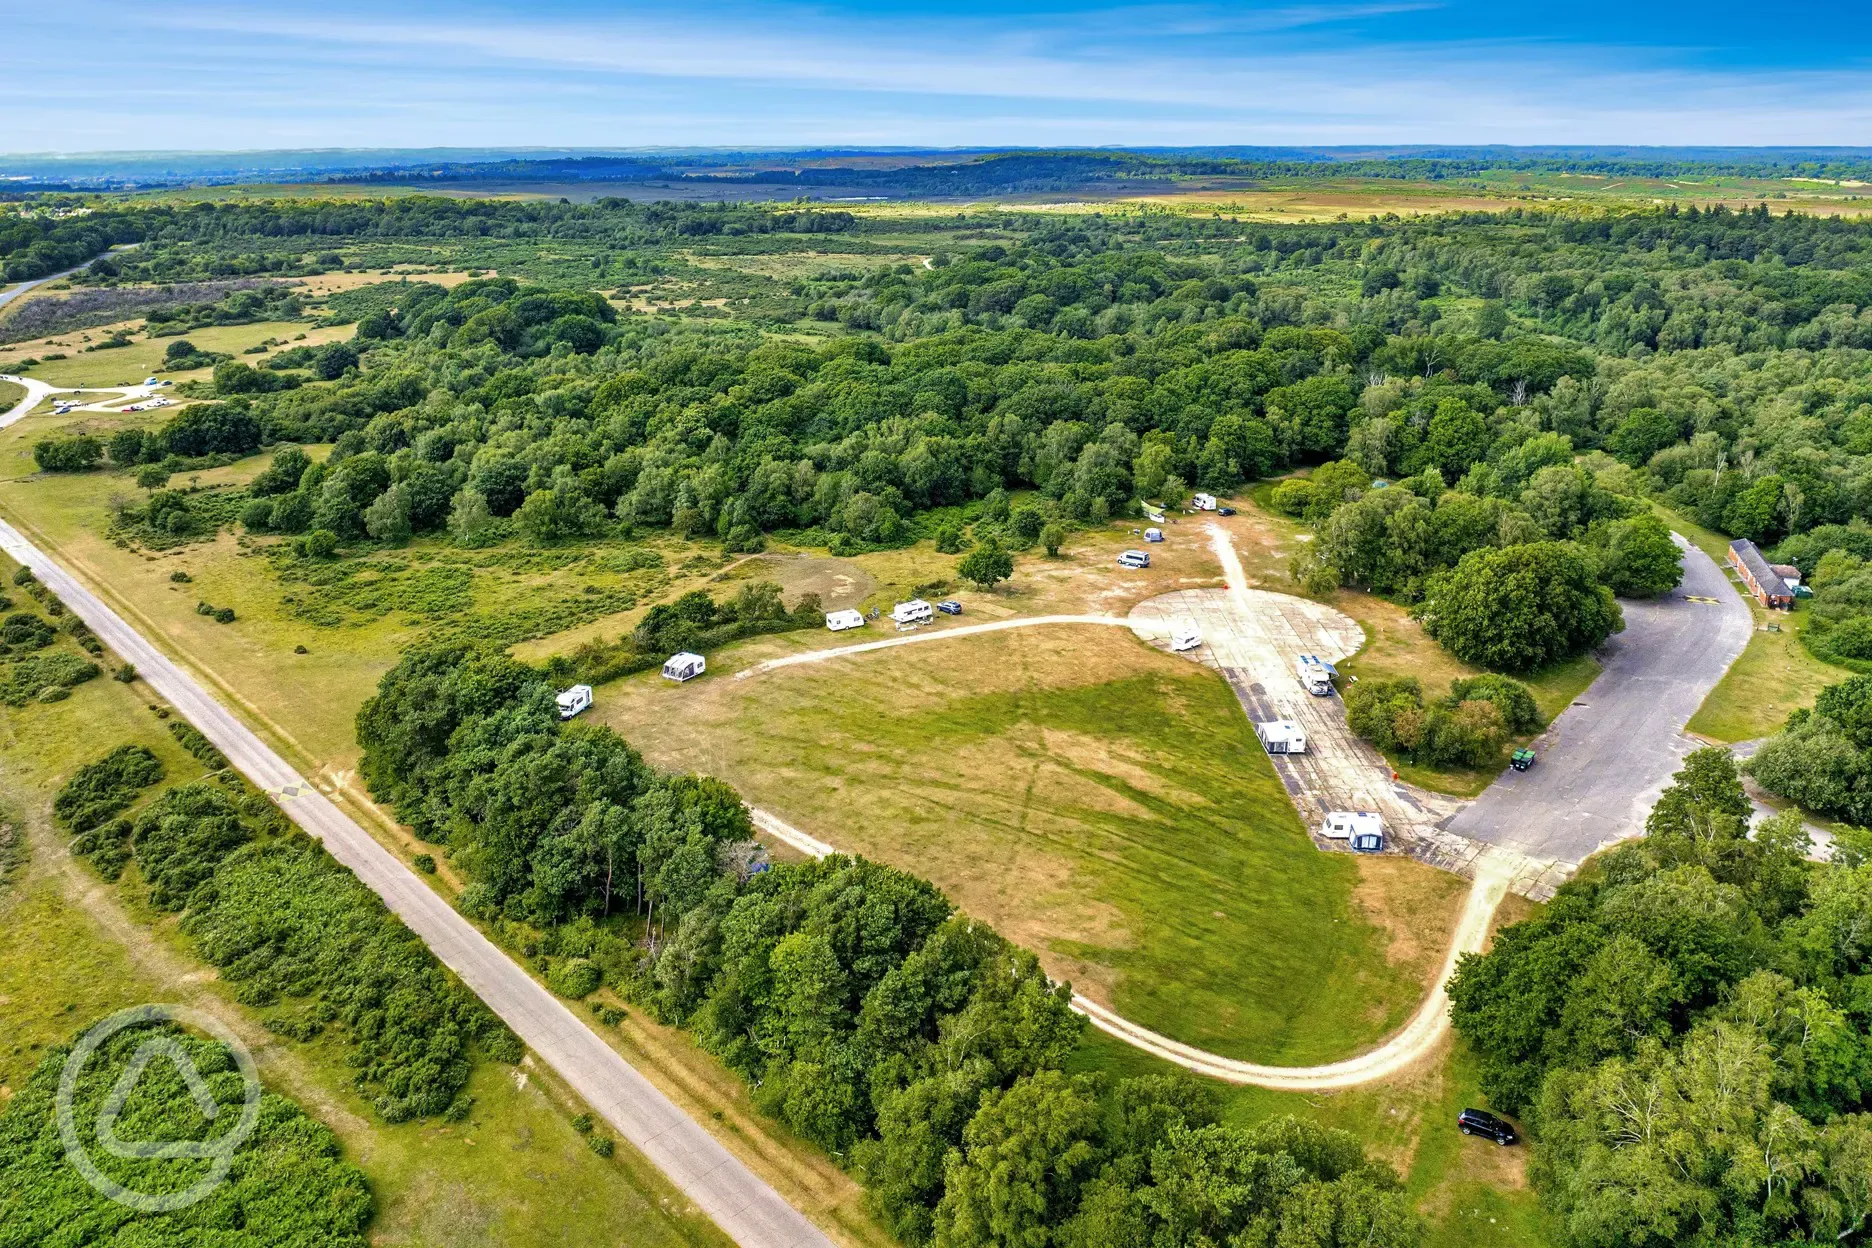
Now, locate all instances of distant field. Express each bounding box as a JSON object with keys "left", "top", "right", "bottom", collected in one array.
[
  {"left": 594, "top": 619, "right": 1466, "bottom": 1065},
  {"left": 0, "top": 319, "right": 336, "bottom": 389}
]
